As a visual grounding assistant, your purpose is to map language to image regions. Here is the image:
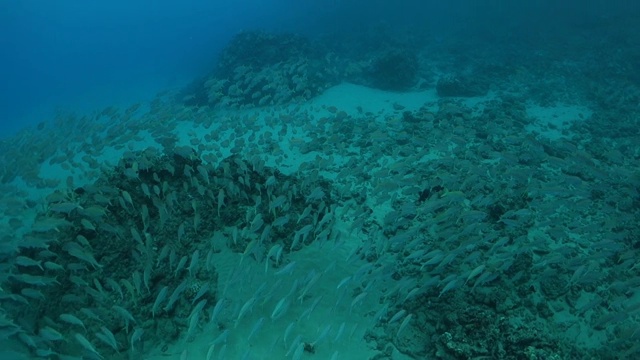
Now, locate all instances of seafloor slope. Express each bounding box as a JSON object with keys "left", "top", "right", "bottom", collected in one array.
[{"left": 0, "top": 29, "right": 639, "bottom": 360}]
